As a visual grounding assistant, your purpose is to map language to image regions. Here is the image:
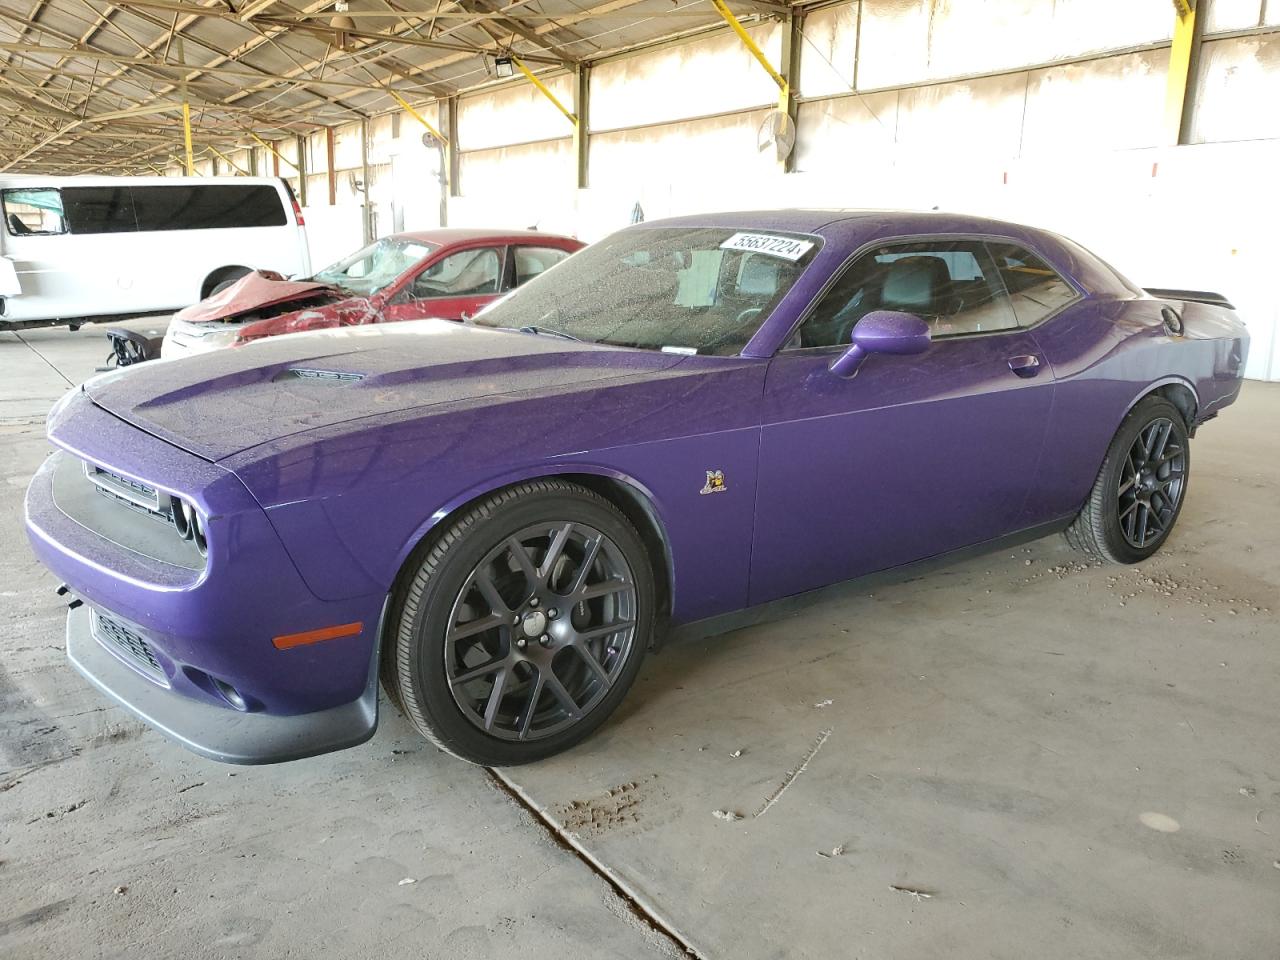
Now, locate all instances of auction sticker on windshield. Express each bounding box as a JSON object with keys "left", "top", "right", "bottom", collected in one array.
[{"left": 719, "top": 232, "right": 815, "bottom": 261}]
